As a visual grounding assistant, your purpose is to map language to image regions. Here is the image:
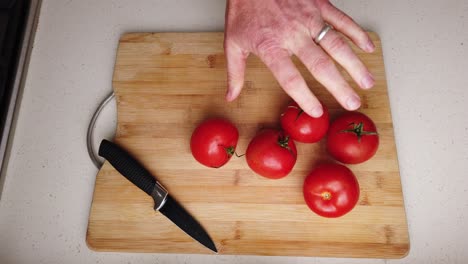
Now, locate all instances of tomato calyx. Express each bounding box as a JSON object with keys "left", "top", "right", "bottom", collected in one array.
[
  {"left": 221, "top": 145, "right": 245, "bottom": 158},
  {"left": 277, "top": 135, "right": 290, "bottom": 149},
  {"left": 340, "top": 122, "right": 378, "bottom": 142},
  {"left": 277, "top": 134, "right": 296, "bottom": 156}
]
